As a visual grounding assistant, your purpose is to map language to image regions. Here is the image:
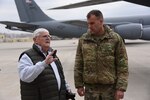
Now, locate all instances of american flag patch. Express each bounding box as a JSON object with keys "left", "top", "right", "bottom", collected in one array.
[{"left": 26, "top": 0, "right": 32, "bottom": 4}]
